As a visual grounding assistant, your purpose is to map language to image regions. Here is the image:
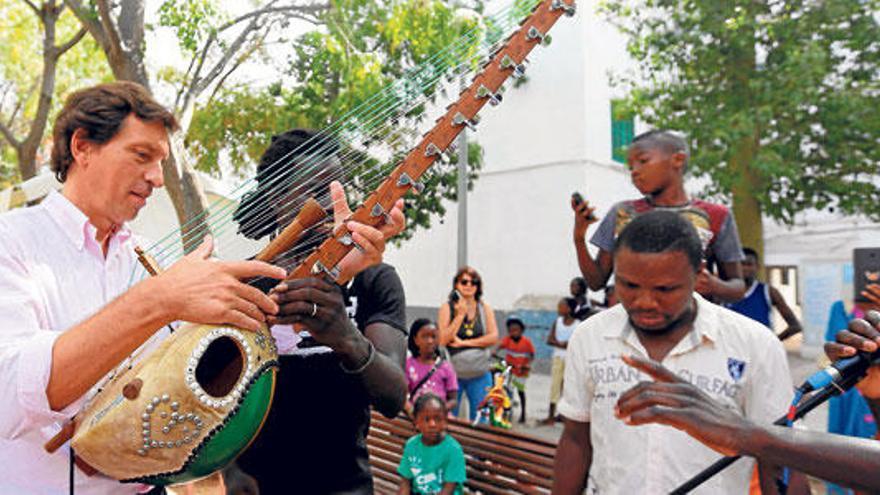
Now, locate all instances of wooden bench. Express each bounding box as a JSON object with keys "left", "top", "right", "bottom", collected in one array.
[{"left": 367, "top": 410, "right": 557, "bottom": 494}]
